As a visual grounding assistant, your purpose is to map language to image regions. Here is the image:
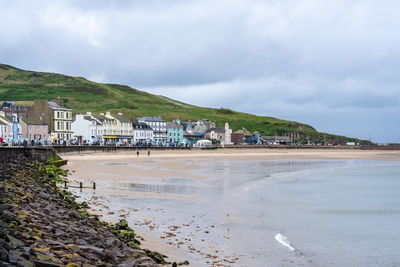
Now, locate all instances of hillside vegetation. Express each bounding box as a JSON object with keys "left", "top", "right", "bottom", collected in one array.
[{"left": 0, "top": 64, "right": 363, "bottom": 143}]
